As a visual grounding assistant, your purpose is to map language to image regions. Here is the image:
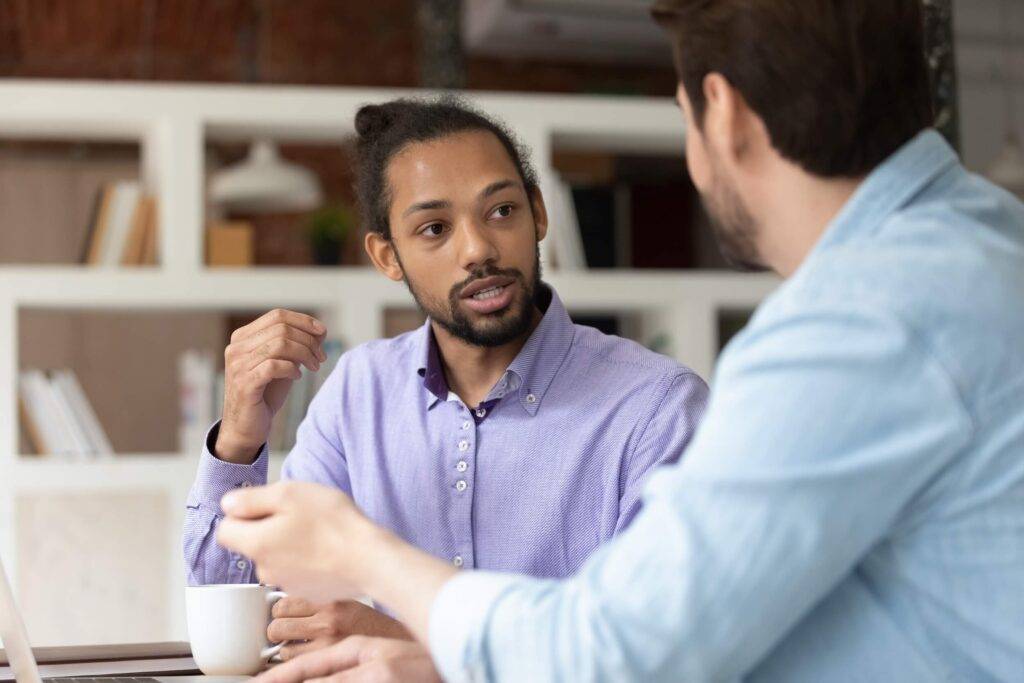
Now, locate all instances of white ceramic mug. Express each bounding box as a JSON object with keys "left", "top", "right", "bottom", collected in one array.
[{"left": 186, "top": 584, "right": 287, "bottom": 676}]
